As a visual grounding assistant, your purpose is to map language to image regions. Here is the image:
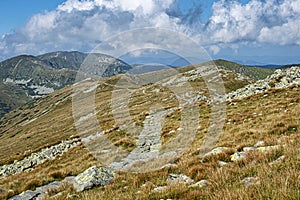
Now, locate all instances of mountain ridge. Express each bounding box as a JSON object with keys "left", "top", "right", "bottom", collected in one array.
[{"left": 0, "top": 51, "right": 132, "bottom": 117}]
